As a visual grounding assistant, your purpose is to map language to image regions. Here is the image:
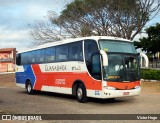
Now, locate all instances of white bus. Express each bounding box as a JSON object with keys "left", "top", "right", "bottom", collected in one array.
[{"left": 16, "top": 36, "right": 148, "bottom": 103}]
